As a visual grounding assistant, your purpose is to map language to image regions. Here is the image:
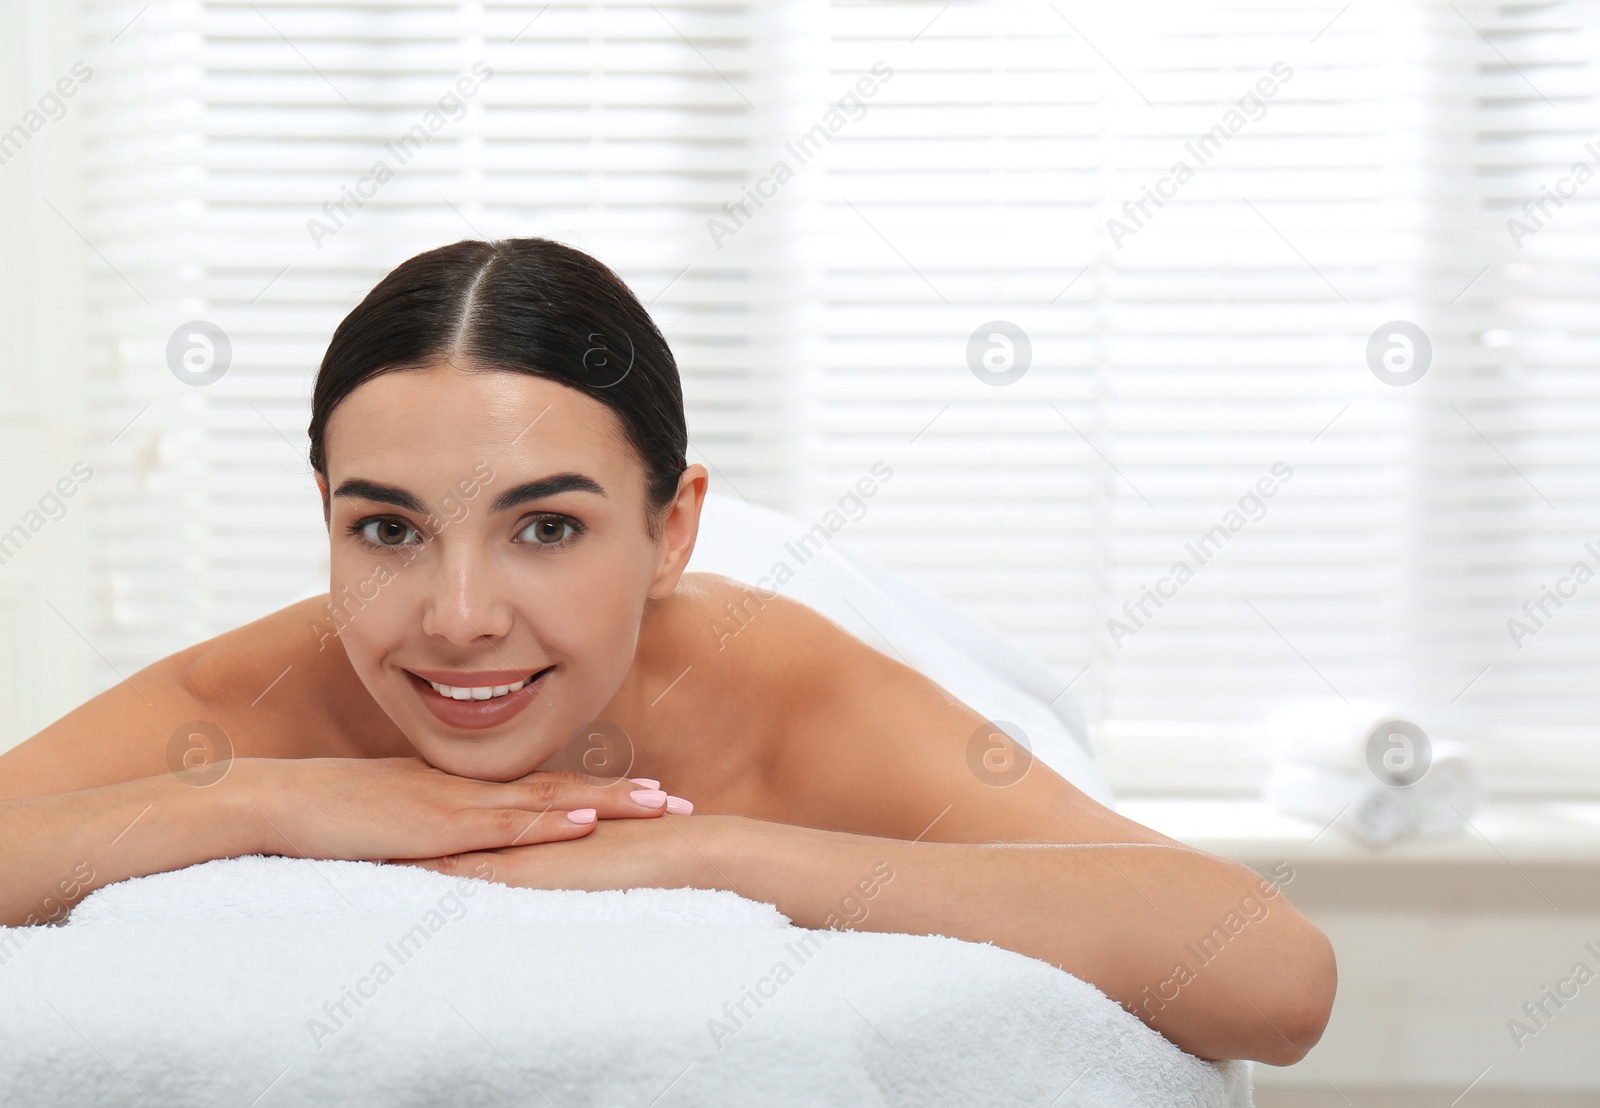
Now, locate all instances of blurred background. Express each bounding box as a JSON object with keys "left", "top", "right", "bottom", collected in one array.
[{"left": 3, "top": 0, "right": 1598, "bottom": 1102}]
